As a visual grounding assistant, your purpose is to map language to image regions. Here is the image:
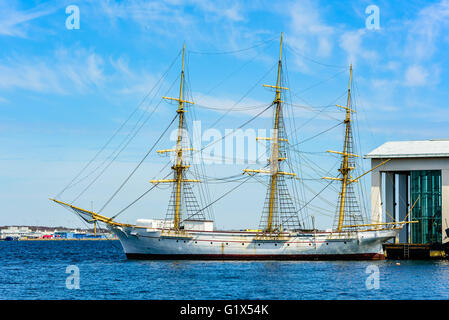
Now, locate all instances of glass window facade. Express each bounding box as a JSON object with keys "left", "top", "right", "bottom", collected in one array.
[{"left": 410, "top": 170, "right": 442, "bottom": 244}]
